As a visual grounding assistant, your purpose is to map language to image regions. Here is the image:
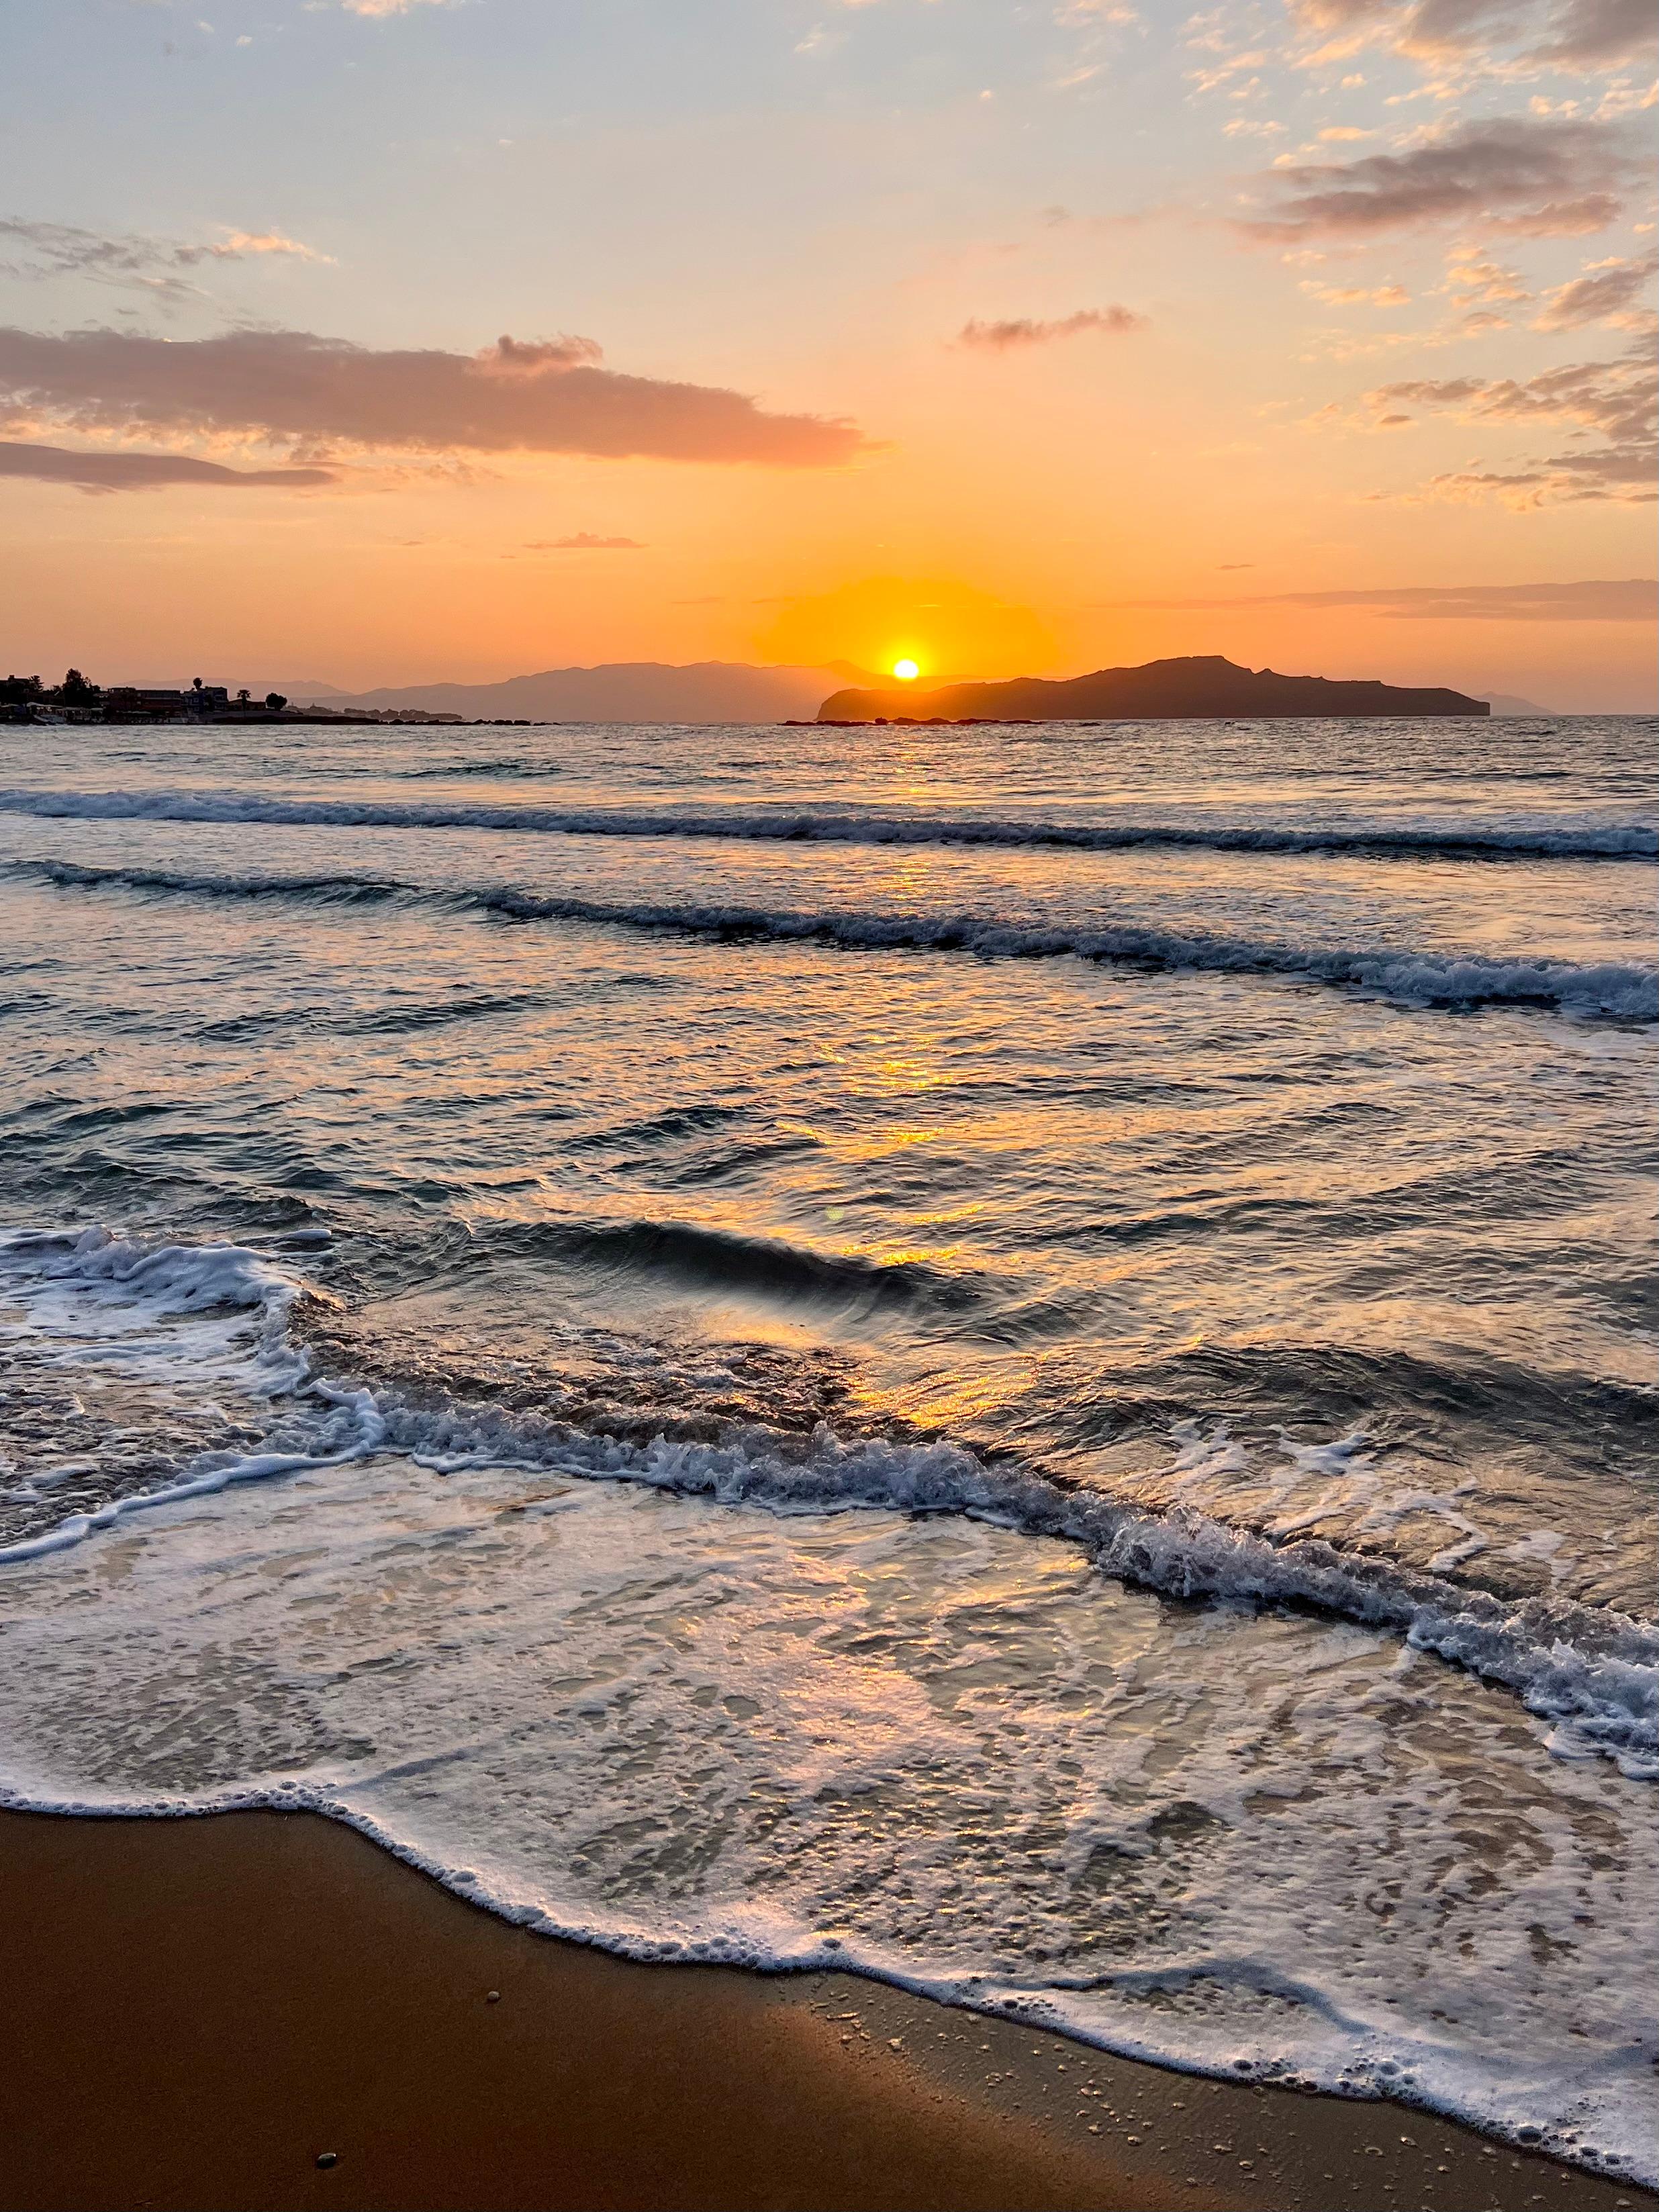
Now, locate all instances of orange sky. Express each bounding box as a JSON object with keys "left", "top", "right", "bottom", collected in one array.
[{"left": 1, "top": 0, "right": 1654, "bottom": 708}]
